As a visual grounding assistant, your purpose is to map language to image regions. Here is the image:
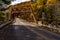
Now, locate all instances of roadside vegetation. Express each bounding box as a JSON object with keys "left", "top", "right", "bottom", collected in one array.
[
  {"left": 7, "top": 0, "right": 60, "bottom": 26},
  {"left": 5, "top": 0, "right": 60, "bottom": 34},
  {"left": 0, "top": 0, "right": 15, "bottom": 25},
  {"left": 0, "top": 11, "right": 9, "bottom": 24}
]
